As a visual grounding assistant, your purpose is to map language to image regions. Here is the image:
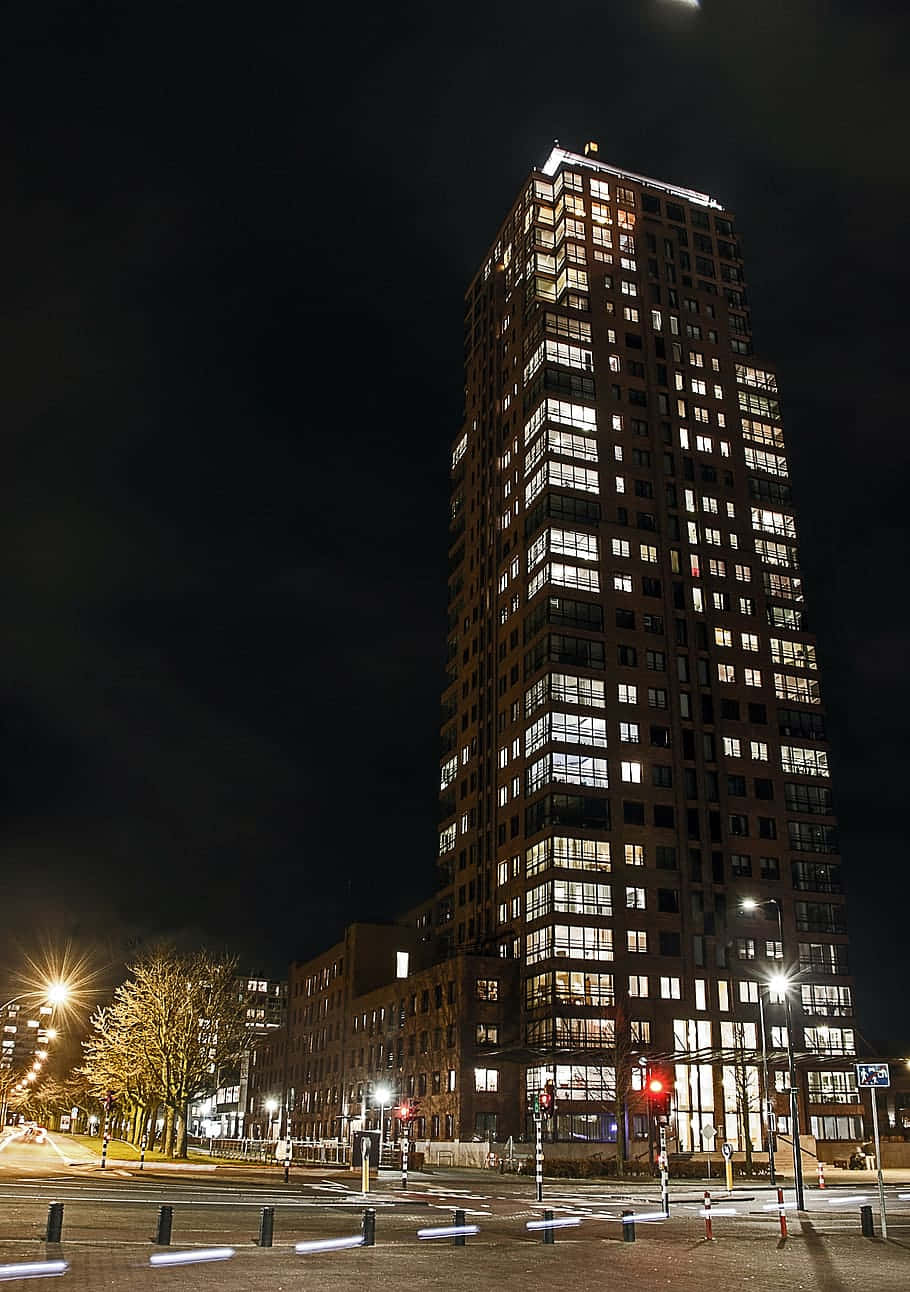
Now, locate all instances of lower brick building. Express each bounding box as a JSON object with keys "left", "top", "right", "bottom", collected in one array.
[{"left": 247, "top": 920, "right": 519, "bottom": 1144}]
